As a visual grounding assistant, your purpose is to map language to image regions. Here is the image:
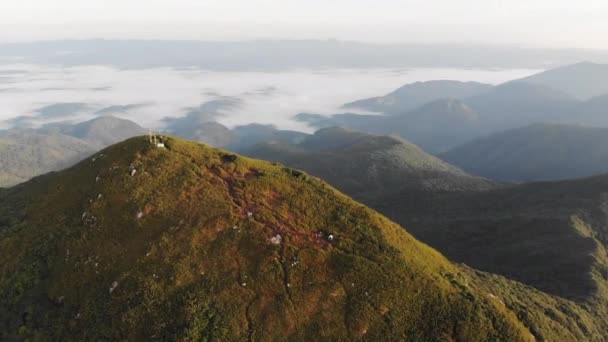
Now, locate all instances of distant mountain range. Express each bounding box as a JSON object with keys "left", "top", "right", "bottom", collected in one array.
[
  {"left": 519, "top": 61, "right": 608, "bottom": 99},
  {"left": 297, "top": 81, "right": 581, "bottom": 154},
  {"left": 3, "top": 62, "right": 608, "bottom": 188},
  {"left": 2, "top": 40, "right": 608, "bottom": 70},
  {"left": 300, "top": 62, "right": 608, "bottom": 155},
  {"left": 0, "top": 131, "right": 94, "bottom": 187},
  {"left": 162, "top": 97, "right": 241, "bottom": 147},
  {"left": 0, "top": 116, "right": 310, "bottom": 187},
  {"left": 343, "top": 80, "right": 492, "bottom": 114},
  {"left": 0, "top": 116, "right": 146, "bottom": 187},
  {"left": 441, "top": 123, "right": 608, "bottom": 182},
  {"left": 464, "top": 81, "right": 578, "bottom": 127},
  {"left": 1, "top": 136, "right": 606, "bottom": 340},
  {"left": 568, "top": 94, "right": 608, "bottom": 127}
]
